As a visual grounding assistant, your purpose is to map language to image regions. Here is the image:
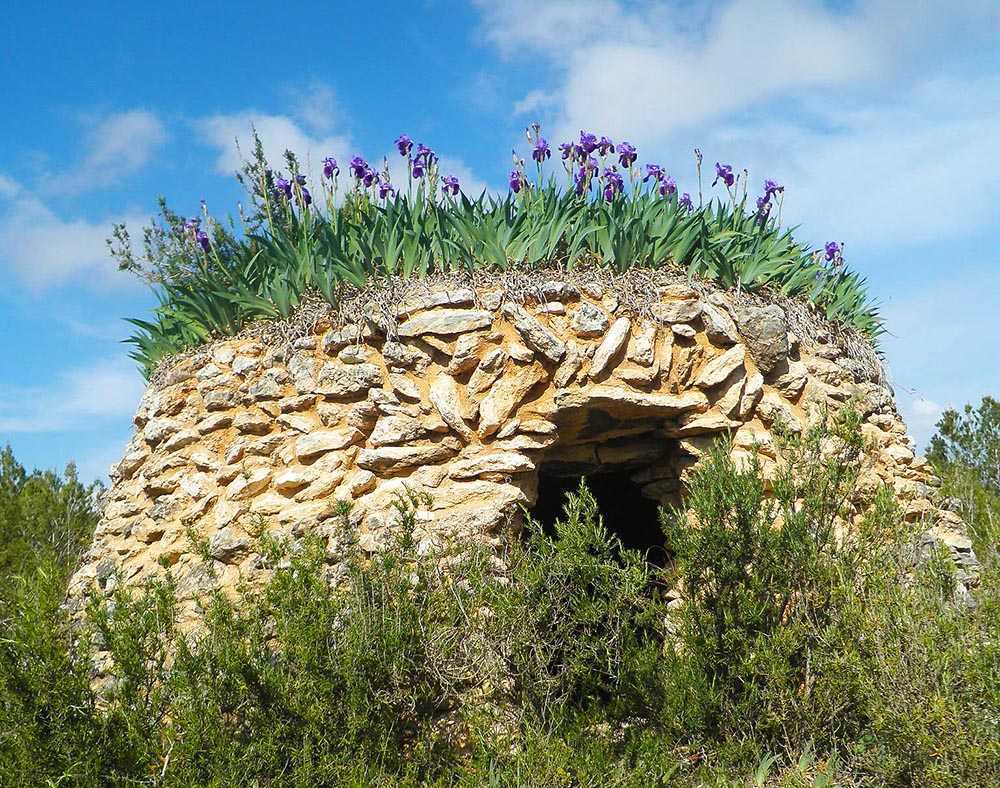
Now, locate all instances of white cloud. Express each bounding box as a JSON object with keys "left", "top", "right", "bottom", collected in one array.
[
  {"left": 196, "top": 84, "right": 354, "bottom": 189},
  {"left": 0, "top": 188, "right": 145, "bottom": 289},
  {"left": 513, "top": 89, "right": 554, "bottom": 116},
  {"left": 0, "top": 357, "right": 144, "bottom": 434},
  {"left": 49, "top": 110, "right": 168, "bottom": 194},
  {"left": 474, "top": 0, "right": 1000, "bottom": 249},
  {"left": 197, "top": 84, "right": 492, "bottom": 200},
  {"left": 0, "top": 173, "right": 19, "bottom": 198}
]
